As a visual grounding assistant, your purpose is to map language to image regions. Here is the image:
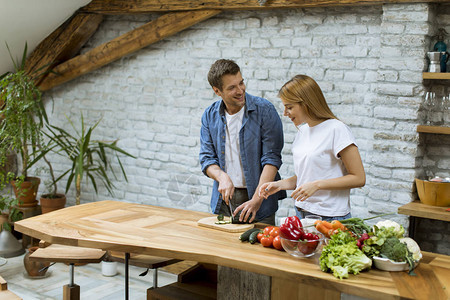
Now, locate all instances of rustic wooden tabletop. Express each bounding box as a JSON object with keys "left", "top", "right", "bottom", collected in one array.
[{"left": 15, "top": 200, "right": 450, "bottom": 300}]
